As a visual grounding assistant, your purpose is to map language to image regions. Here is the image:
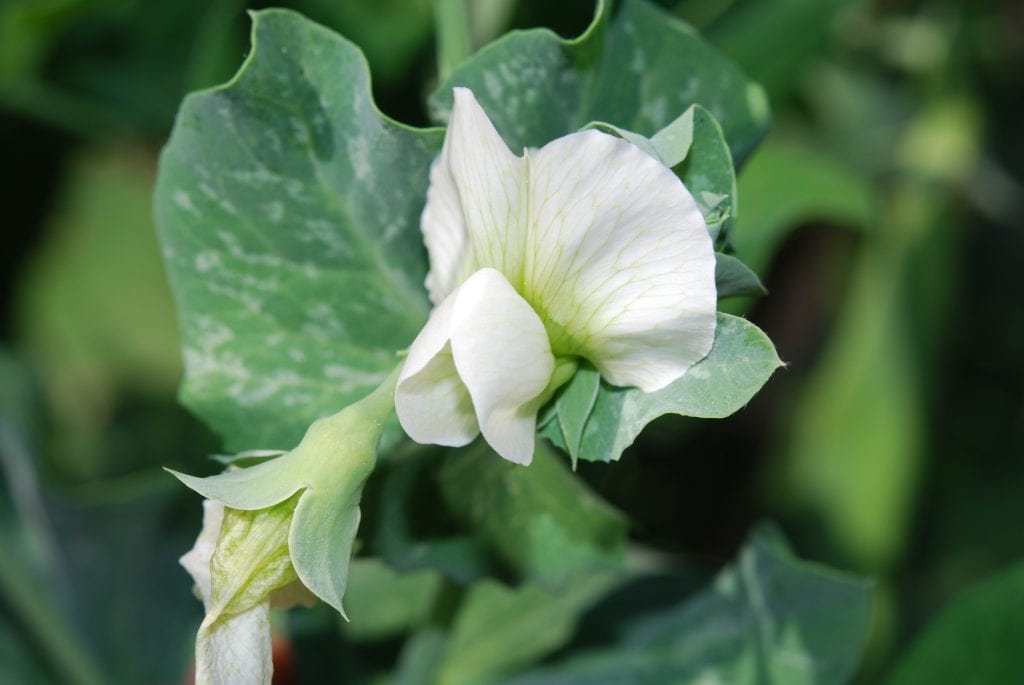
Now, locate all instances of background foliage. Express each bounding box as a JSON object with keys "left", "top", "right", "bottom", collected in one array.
[{"left": 1, "top": 0, "right": 1022, "bottom": 683}]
